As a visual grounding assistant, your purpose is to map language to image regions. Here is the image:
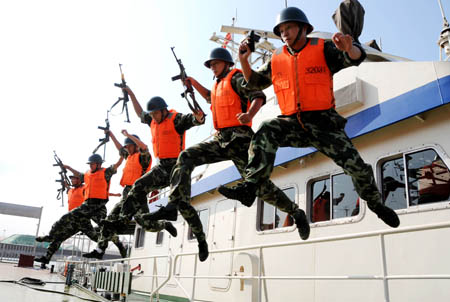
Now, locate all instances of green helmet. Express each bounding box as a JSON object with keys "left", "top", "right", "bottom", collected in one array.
[
  {"left": 204, "top": 48, "right": 234, "bottom": 68},
  {"left": 124, "top": 135, "right": 140, "bottom": 146},
  {"left": 87, "top": 154, "right": 103, "bottom": 164},
  {"left": 146, "top": 96, "right": 168, "bottom": 112},
  {"left": 273, "top": 7, "right": 314, "bottom": 37}
]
